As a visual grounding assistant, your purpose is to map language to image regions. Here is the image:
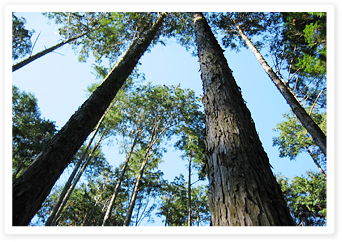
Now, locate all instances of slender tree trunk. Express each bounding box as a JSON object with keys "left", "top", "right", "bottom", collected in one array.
[
  {"left": 193, "top": 12, "right": 294, "bottom": 226},
  {"left": 12, "top": 31, "right": 89, "bottom": 72},
  {"left": 45, "top": 103, "right": 111, "bottom": 226},
  {"left": 123, "top": 114, "right": 174, "bottom": 226},
  {"left": 123, "top": 141, "right": 153, "bottom": 226},
  {"left": 234, "top": 23, "right": 326, "bottom": 156},
  {"left": 306, "top": 147, "right": 327, "bottom": 178},
  {"left": 51, "top": 130, "right": 106, "bottom": 226},
  {"left": 12, "top": 12, "right": 166, "bottom": 226},
  {"left": 102, "top": 129, "right": 141, "bottom": 226},
  {"left": 187, "top": 154, "right": 192, "bottom": 226}
]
